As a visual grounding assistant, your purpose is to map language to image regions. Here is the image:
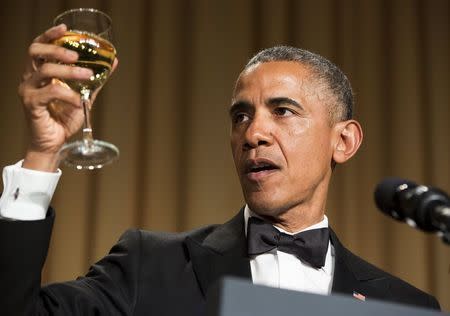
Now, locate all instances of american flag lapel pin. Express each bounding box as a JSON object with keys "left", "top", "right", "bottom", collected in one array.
[{"left": 353, "top": 291, "right": 366, "bottom": 301}]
